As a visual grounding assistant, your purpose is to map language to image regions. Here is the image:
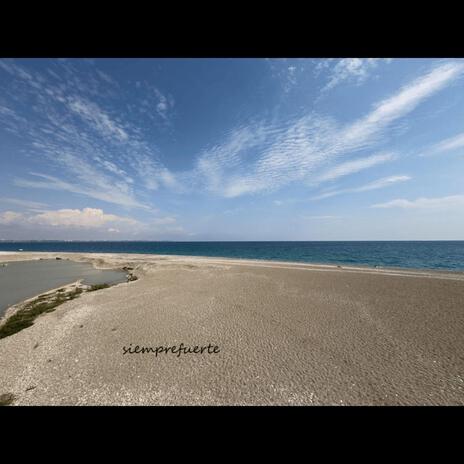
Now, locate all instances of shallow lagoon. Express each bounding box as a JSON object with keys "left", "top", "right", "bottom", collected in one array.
[{"left": 0, "top": 259, "right": 126, "bottom": 317}]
